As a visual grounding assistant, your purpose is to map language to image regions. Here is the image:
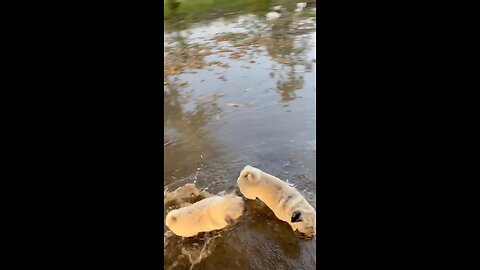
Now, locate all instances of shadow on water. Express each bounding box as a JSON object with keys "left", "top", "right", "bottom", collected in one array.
[{"left": 164, "top": 1, "right": 316, "bottom": 269}]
